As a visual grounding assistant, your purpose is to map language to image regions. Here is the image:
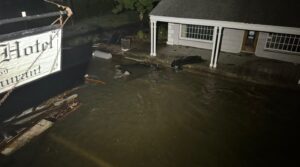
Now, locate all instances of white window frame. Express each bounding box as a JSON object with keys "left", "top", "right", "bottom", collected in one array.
[
  {"left": 264, "top": 33, "right": 300, "bottom": 54},
  {"left": 179, "top": 24, "right": 214, "bottom": 43}
]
